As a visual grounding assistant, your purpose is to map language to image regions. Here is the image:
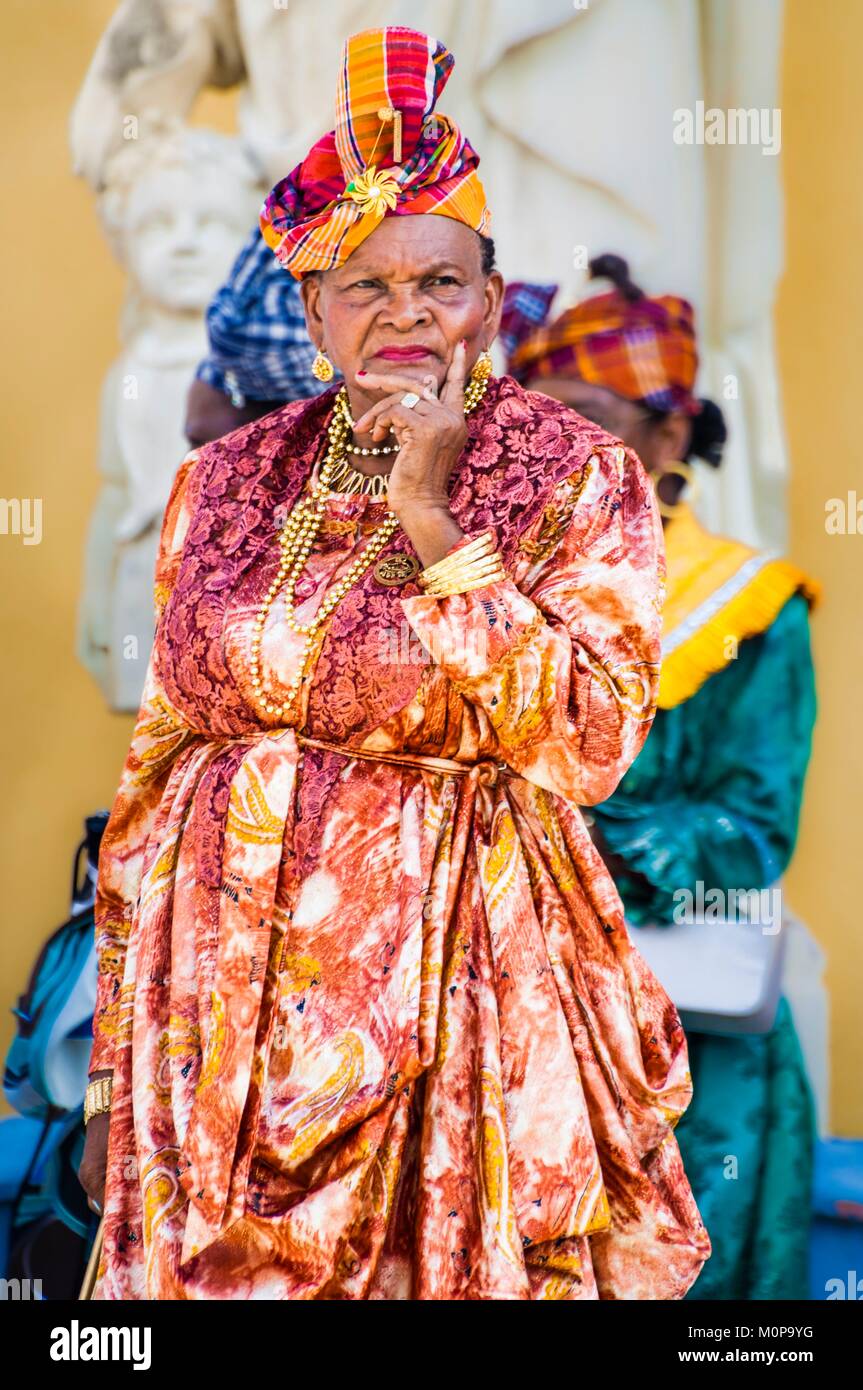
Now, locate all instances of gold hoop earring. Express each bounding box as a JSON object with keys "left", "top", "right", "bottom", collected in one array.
[
  {"left": 649, "top": 460, "right": 698, "bottom": 519},
  {"left": 470, "top": 348, "right": 493, "bottom": 385},
  {"left": 312, "top": 347, "right": 335, "bottom": 383}
]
